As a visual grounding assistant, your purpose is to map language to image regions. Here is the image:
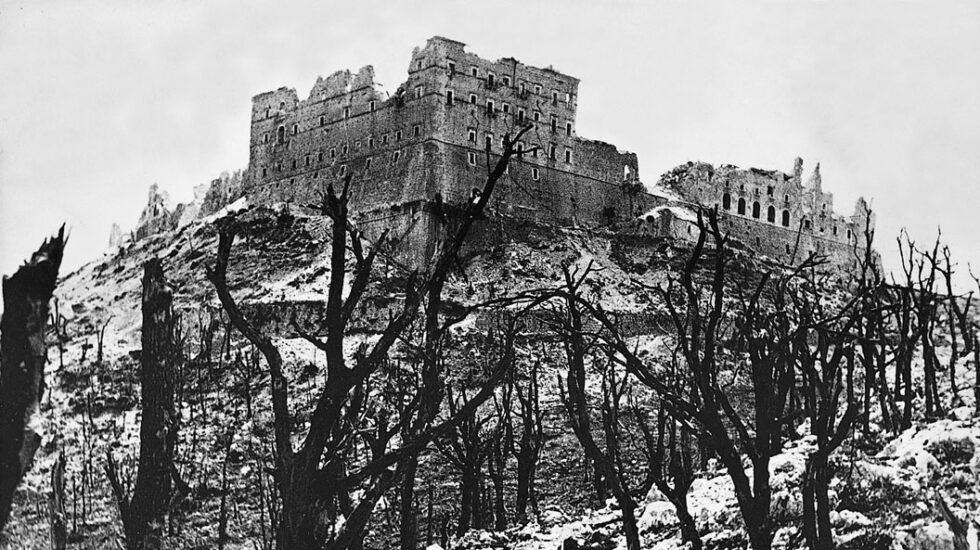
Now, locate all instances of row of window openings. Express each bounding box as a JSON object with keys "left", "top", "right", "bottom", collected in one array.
[
  {"left": 266, "top": 145, "right": 543, "bottom": 181},
  {"left": 267, "top": 70, "right": 566, "bottom": 124},
  {"left": 467, "top": 130, "right": 571, "bottom": 163},
  {"left": 264, "top": 88, "right": 571, "bottom": 143},
  {"left": 265, "top": 123, "right": 422, "bottom": 147},
  {"left": 261, "top": 149, "right": 413, "bottom": 178},
  {"left": 447, "top": 90, "right": 573, "bottom": 134},
  {"left": 444, "top": 61, "right": 571, "bottom": 104},
  {"left": 466, "top": 150, "right": 542, "bottom": 181},
  {"left": 264, "top": 99, "right": 376, "bottom": 121},
  {"left": 722, "top": 195, "right": 850, "bottom": 237},
  {"left": 263, "top": 66, "right": 573, "bottom": 125},
  {"left": 264, "top": 144, "right": 547, "bottom": 180},
  {"left": 738, "top": 185, "right": 831, "bottom": 215},
  {"left": 724, "top": 194, "right": 790, "bottom": 226}
]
